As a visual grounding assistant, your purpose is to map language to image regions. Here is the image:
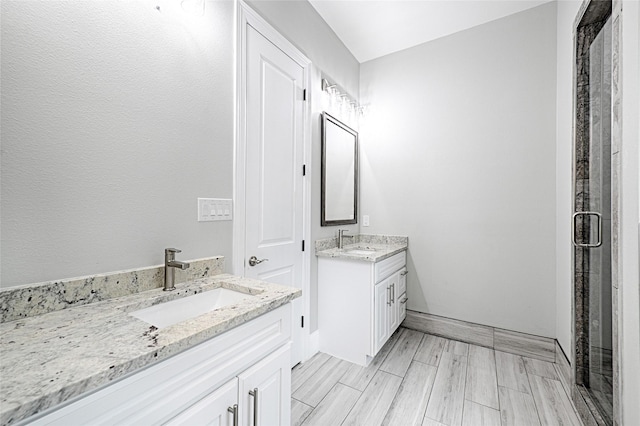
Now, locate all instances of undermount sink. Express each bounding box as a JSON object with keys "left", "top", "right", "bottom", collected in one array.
[
  {"left": 344, "top": 247, "right": 377, "bottom": 255},
  {"left": 130, "top": 288, "right": 254, "bottom": 329}
]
